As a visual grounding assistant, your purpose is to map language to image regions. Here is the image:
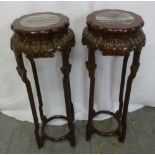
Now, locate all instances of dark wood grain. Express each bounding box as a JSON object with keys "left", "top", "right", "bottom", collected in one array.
[
  {"left": 82, "top": 9, "right": 146, "bottom": 143},
  {"left": 10, "top": 12, "right": 75, "bottom": 148}
]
